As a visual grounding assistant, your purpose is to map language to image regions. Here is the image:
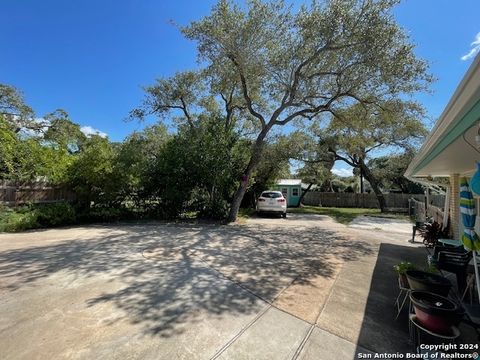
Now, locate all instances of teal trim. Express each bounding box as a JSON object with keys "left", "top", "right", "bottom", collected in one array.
[{"left": 413, "top": 99, "right": 480, "bottom": 175}]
